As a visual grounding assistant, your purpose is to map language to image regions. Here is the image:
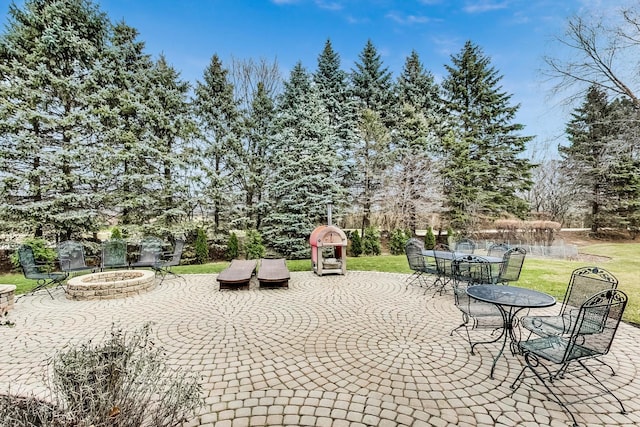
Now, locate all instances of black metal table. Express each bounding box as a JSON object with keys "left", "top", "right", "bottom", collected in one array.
[{"left": 466, "top": 285, "right": 556, "bottom": 379}]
